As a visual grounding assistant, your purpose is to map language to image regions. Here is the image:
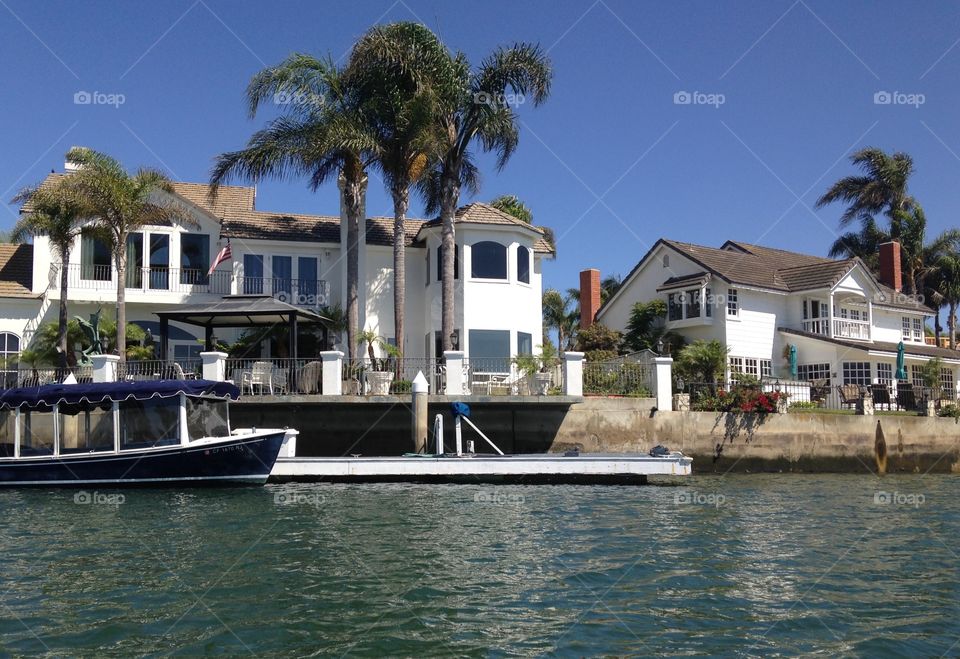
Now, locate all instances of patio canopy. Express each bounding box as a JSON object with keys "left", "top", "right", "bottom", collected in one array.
[{"left": 154, "top": 295, "right": 331, "bottom": 359}]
